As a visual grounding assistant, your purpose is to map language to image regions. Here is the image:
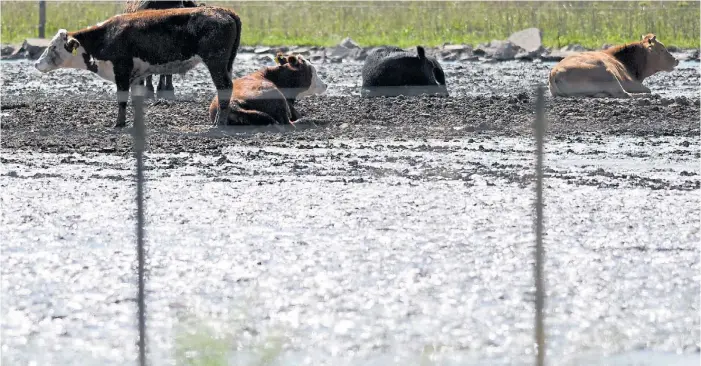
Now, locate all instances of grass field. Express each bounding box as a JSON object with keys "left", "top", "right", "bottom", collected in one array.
[{"left": 1, "top": 1, "right": 700, "bottom": 49}]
